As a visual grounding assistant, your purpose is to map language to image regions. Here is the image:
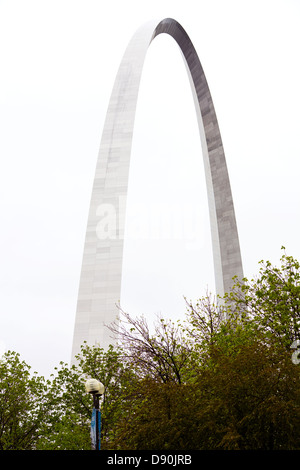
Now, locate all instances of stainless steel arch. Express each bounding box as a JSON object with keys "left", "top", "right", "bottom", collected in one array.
[{"left": 71, "top": 18, "right": 243, "bottom": 359}]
